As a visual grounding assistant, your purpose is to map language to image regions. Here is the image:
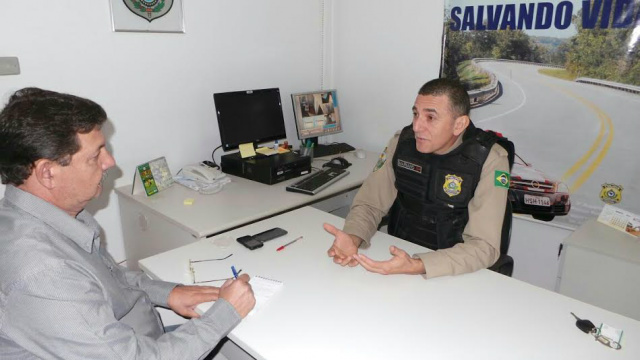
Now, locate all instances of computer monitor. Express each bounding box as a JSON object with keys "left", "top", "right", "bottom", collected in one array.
[
  {"left": 291, "top": 89, "right": 342, "bottom": 143},
  {"left": 214, "top": 88, "right": 287, "bottom": 151}
]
